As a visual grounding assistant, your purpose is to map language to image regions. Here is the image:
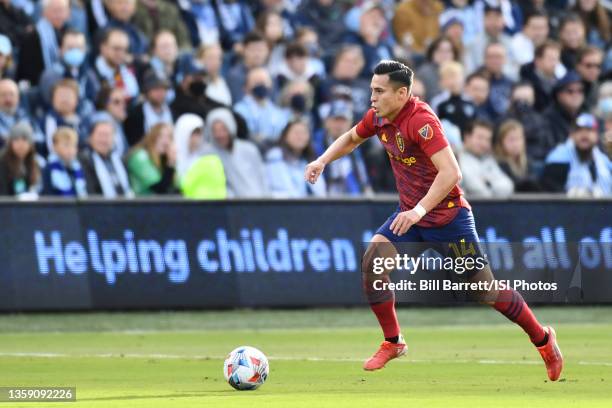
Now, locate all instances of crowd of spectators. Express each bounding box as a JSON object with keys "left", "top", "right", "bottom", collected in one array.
[{"left": 0, "top": 0, "right": 610, "bottom": 200}]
